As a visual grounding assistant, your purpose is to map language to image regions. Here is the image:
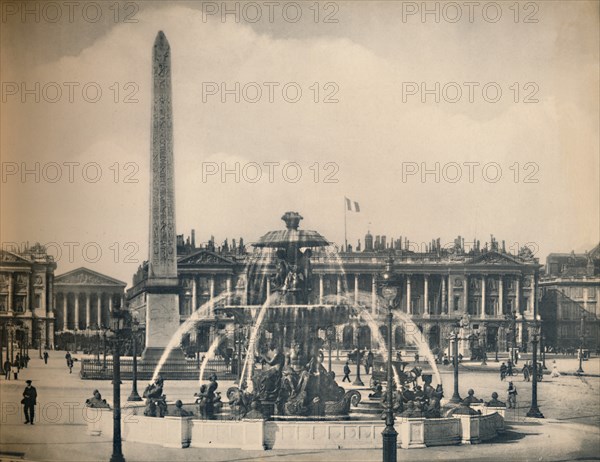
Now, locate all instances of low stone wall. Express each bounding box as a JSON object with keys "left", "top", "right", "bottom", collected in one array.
[
  {"left": 87, "top": 411, "right": 504, "bottom": 450},
  {"left": 190, "top": 419, "right": 264, "bottom": 450},
  {"left": 264, "top": 420, "right": 384, "bottom": 450}
]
